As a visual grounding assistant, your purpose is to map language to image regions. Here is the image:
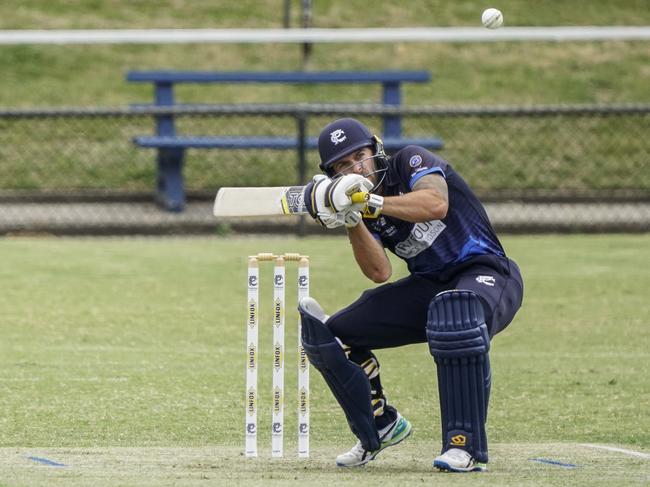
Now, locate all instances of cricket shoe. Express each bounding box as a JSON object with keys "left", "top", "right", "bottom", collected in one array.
[
  {"left": 433, "top": 448, "right": 487, "bottom": 473},
  {"left": 335, "top": 413, "right": 412, "bottom": 467}
]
